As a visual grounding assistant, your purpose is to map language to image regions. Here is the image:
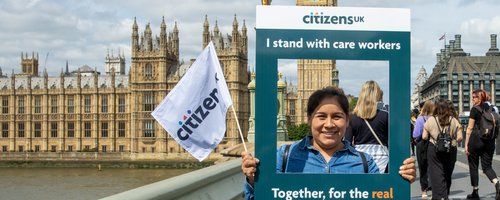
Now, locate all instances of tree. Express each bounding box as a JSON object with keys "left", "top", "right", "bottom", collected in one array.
[
  {"left": 287, "top": 123, "right": 309, "bottom": 141},
  {"left": 349, "top": 97, "right": 358, "bottom": 112}
]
